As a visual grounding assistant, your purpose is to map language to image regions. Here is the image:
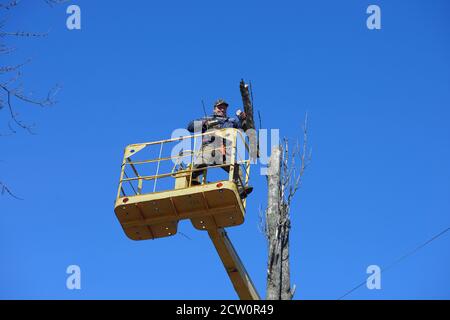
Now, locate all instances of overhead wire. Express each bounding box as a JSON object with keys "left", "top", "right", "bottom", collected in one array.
[{"left": 337, "top": 226, "right": 450, "bottom": 300}]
